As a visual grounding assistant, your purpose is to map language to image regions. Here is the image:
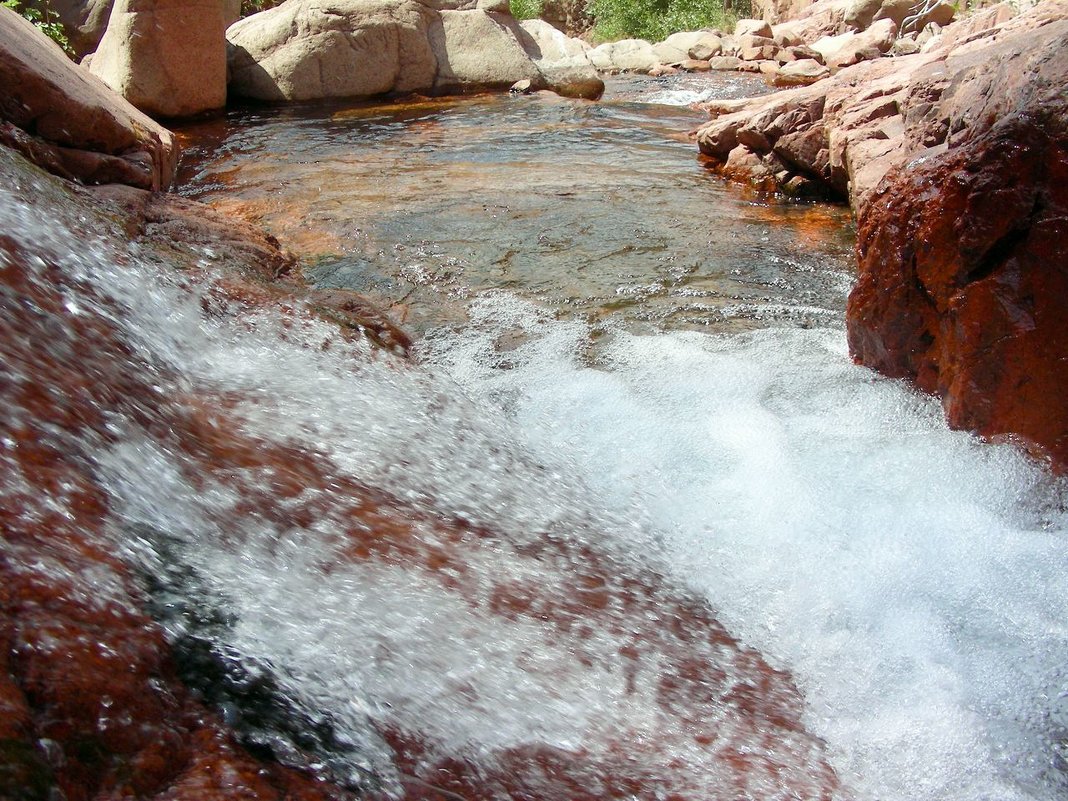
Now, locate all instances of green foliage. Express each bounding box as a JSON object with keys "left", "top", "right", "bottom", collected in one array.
[
  {"left": 588, "top": 0, "right": 748, "bottom": 42},
  {"left": 510, "top": 0, "right": 544, "bottom": 20},
  {"left": 3, "top": 0, "right": 73, "bottom": 56}
]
